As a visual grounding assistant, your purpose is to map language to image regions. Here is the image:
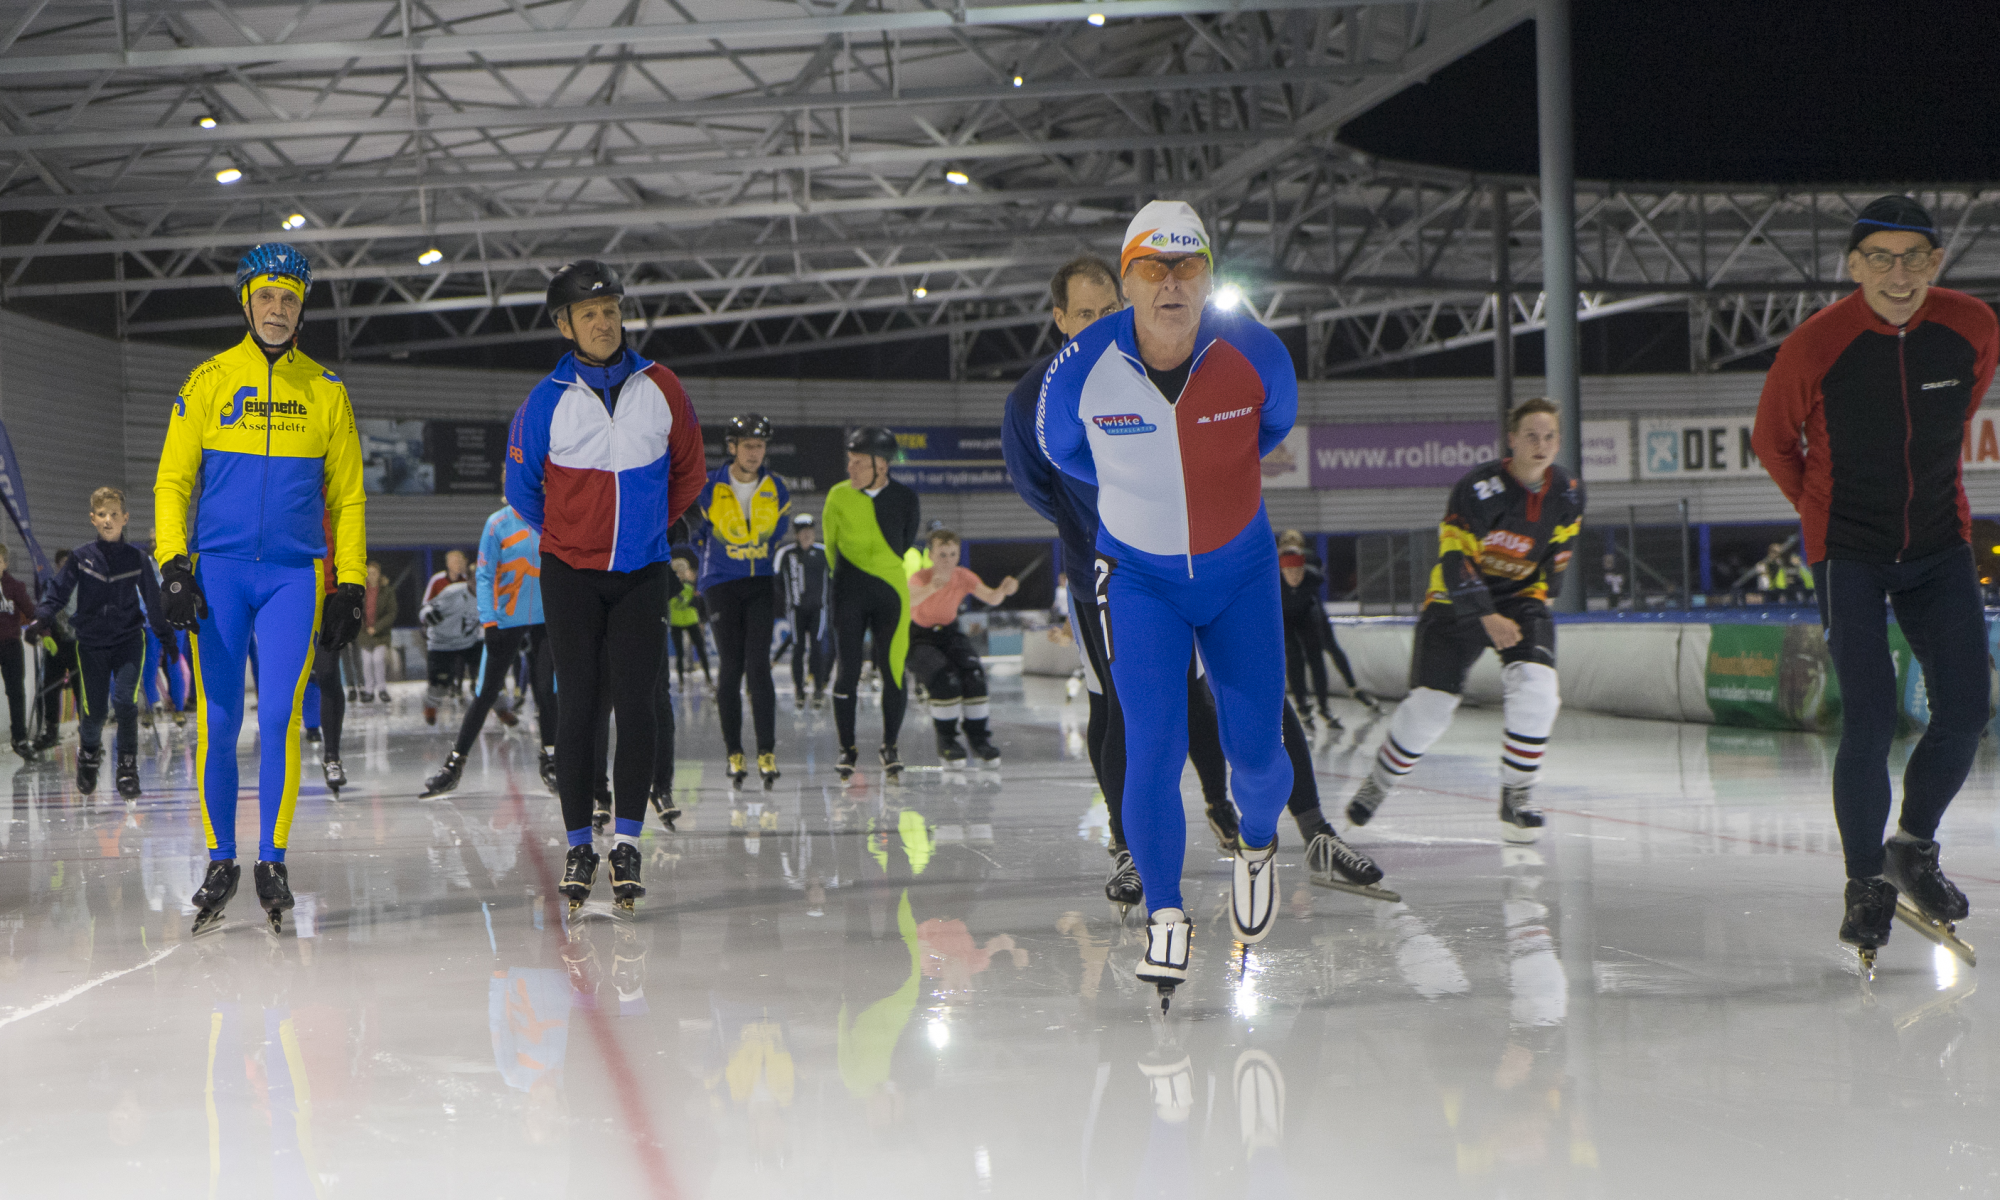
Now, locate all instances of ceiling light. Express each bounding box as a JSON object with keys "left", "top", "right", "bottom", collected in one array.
[
  {"left": 281, "top": 213, "right": 306, "bottom": 231},
  {"left": 912, "top": 286, "right": 929, "bottom": 299},
  {"left": 214, "top": 167, "right": 242, "bottom": 184},
  {"left": 1212, "top": 283, "right": 1244, "bottom": 311},
  {"left": 1012, "top": 74, "right": 1024, "bottom": 87},
  {"left": 1086, "top": 12, "right": 1105, "bottom": 25},
  {"left": 944, "top": 169, "right": 970, "bottom": 186},
  {"left": 417, "top": 248, "right": 444, "bottom": 266},
  {"left": 195, "top": 115, "right": 218, "bottom": 129}
]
